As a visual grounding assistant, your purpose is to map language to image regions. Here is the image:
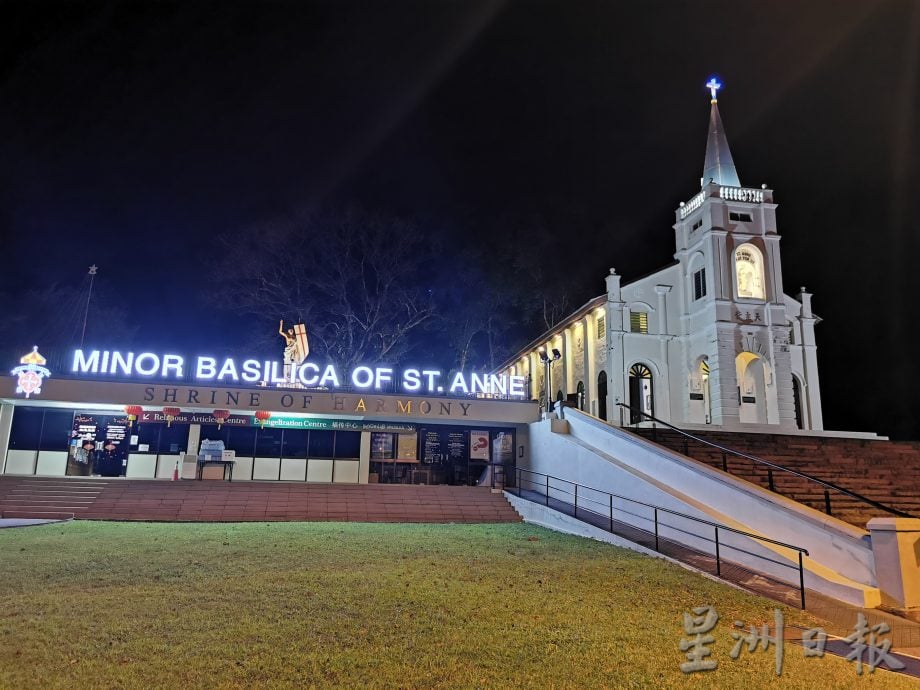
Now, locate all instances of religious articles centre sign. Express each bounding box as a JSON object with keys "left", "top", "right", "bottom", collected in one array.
[{"left": 137, "top": 410, "right": 416, "bottom": 433}]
